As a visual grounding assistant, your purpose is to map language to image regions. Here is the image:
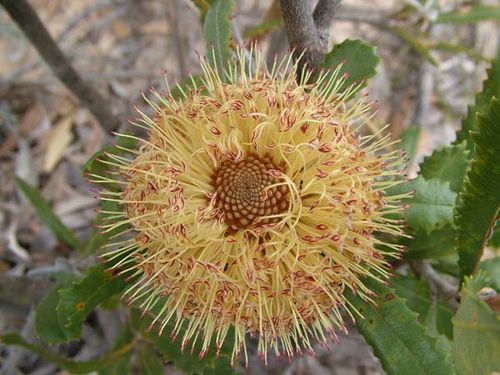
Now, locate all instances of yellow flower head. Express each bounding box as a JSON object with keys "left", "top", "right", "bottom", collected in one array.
[{"left": 94, "top": 48, "right": 405, "bottom": 366}]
